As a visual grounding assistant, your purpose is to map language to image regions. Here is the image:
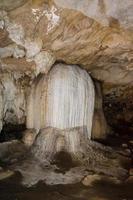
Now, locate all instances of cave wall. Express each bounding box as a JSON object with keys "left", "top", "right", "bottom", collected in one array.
[
  {"left": 103, "top": 84, "right": 133, "bottom": 134},
  {"left": 0, "top": 72, "right": 29, "bottom": 132},
  {"left": 92, "top": 80, "right": 107, "bottom": 140}
]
